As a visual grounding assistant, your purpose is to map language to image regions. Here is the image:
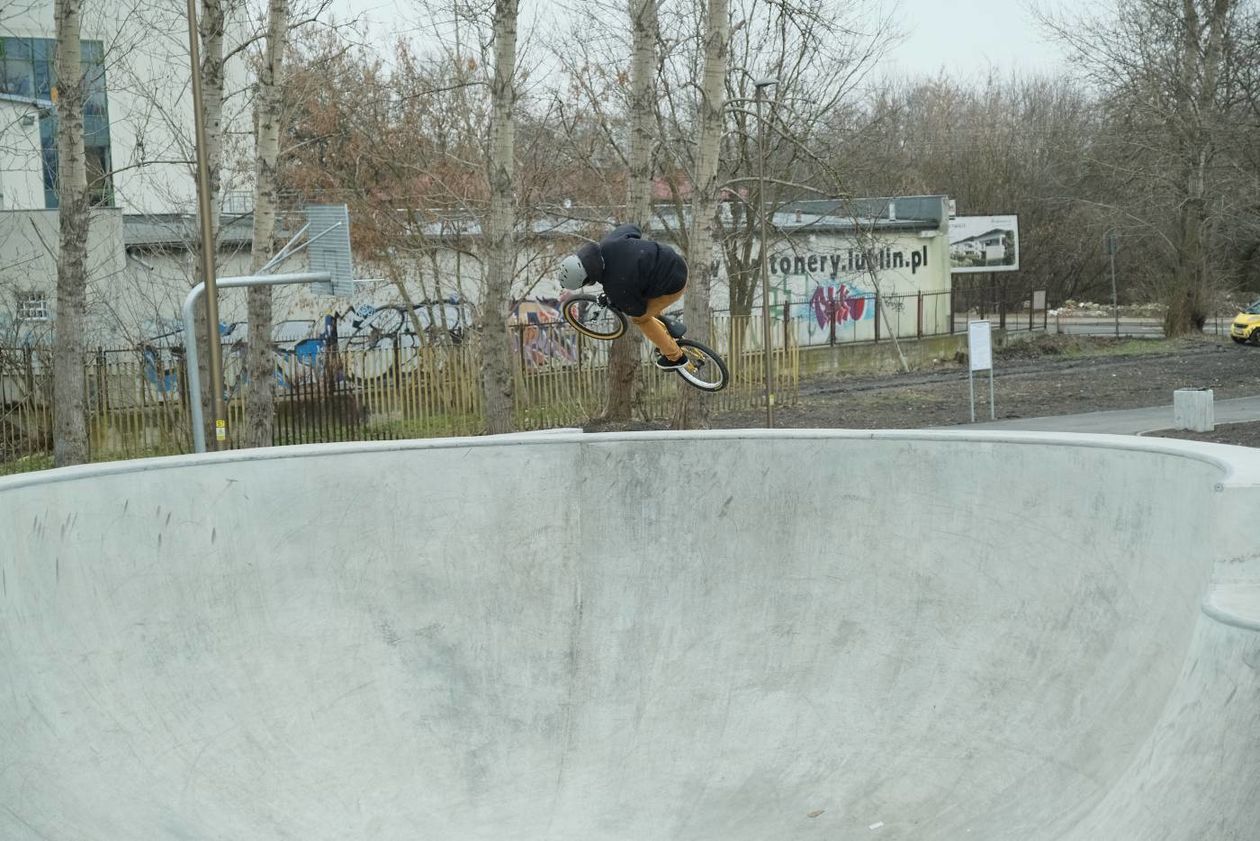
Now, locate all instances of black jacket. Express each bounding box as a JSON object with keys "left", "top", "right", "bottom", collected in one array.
[{"left": 575, "top": 224, "right": 687, "bottom": 317}]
